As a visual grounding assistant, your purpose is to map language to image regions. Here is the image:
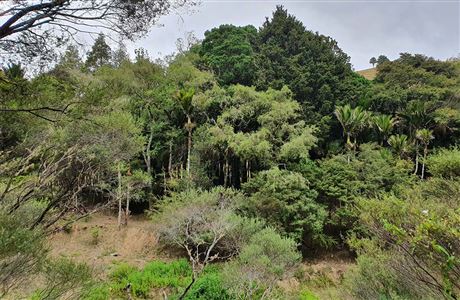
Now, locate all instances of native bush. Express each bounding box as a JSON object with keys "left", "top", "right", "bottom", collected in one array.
[
  {"left": 347, "top": 178, "right": 460, "bottom": 299},
  {"left": 425, "top": 147, "right": 460, "bottom": 179},
  {"left": 242, "top": 167, "right": 327, "bottom": 247},
  {"left": 222, "top": 227, "right": 301, "bottom": 299}
]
